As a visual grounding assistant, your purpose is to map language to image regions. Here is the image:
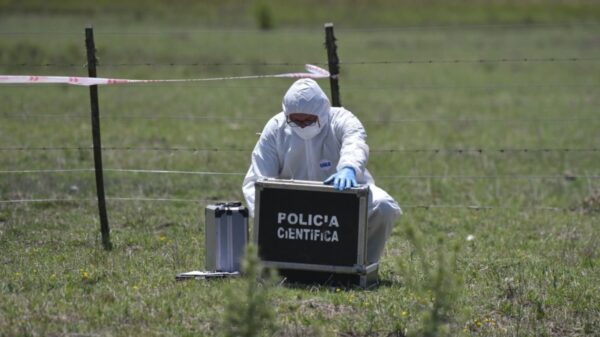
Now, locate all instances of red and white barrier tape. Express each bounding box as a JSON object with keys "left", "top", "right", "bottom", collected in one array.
[{"left": 0, "top": 64, "right": 329, "bottom": 86}]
